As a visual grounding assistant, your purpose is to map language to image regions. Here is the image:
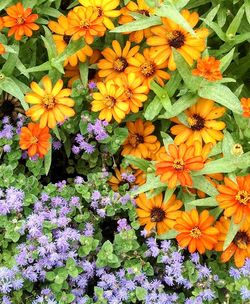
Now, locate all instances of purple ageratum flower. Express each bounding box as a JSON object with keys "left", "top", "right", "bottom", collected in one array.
[
  {"left": 72, "top": 145, "right": 81, "bottom": 154},
  {"left": 3, "top": 145, "right": 11, "bottom": 153},
  {"left": 190, "top": 252, "right": 200, "bottom": 264},
  {"left": 92, "top": 191, "right": 101, "bottom": 201},
  {"left": 2, "top": 296, "right": 12, "bottom": 304},
  {"left": 87, "top": 119, "right": 108, "bottom": 141},
  {"left": 2, "top": 116, "right": 10, "bottom": 124},
  {"left": 0, "top": 187, "right": 25, "bottom": 215},
  {"left": 119, "top": 194, "right": 131, "bottom": 205},
  {"left": 241, "top": 286, "right": 250, "bottom": 300},
  {"left": 74, "top": 176, "right": 84, "bottom": 184},
  {"left": 146, "top": 238, "right": 159, "bottom": 257},
  {"left": 52, "top": 140, "right": 62, "bottom": 150},
  {"left": 229, "top": 267, "right": 241, "bottom": 279},
  {"left": 117, "top": 218, "right": 131, "bottom": 232},
  {"left": 84, "top": 223, "right": 94, "bottom": 236},
  {"left": 88, "top": 81, "right": 97, "bottom": 90},
  {"left": 200, "top": 289, "right": 215, "bottom": 301}
]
